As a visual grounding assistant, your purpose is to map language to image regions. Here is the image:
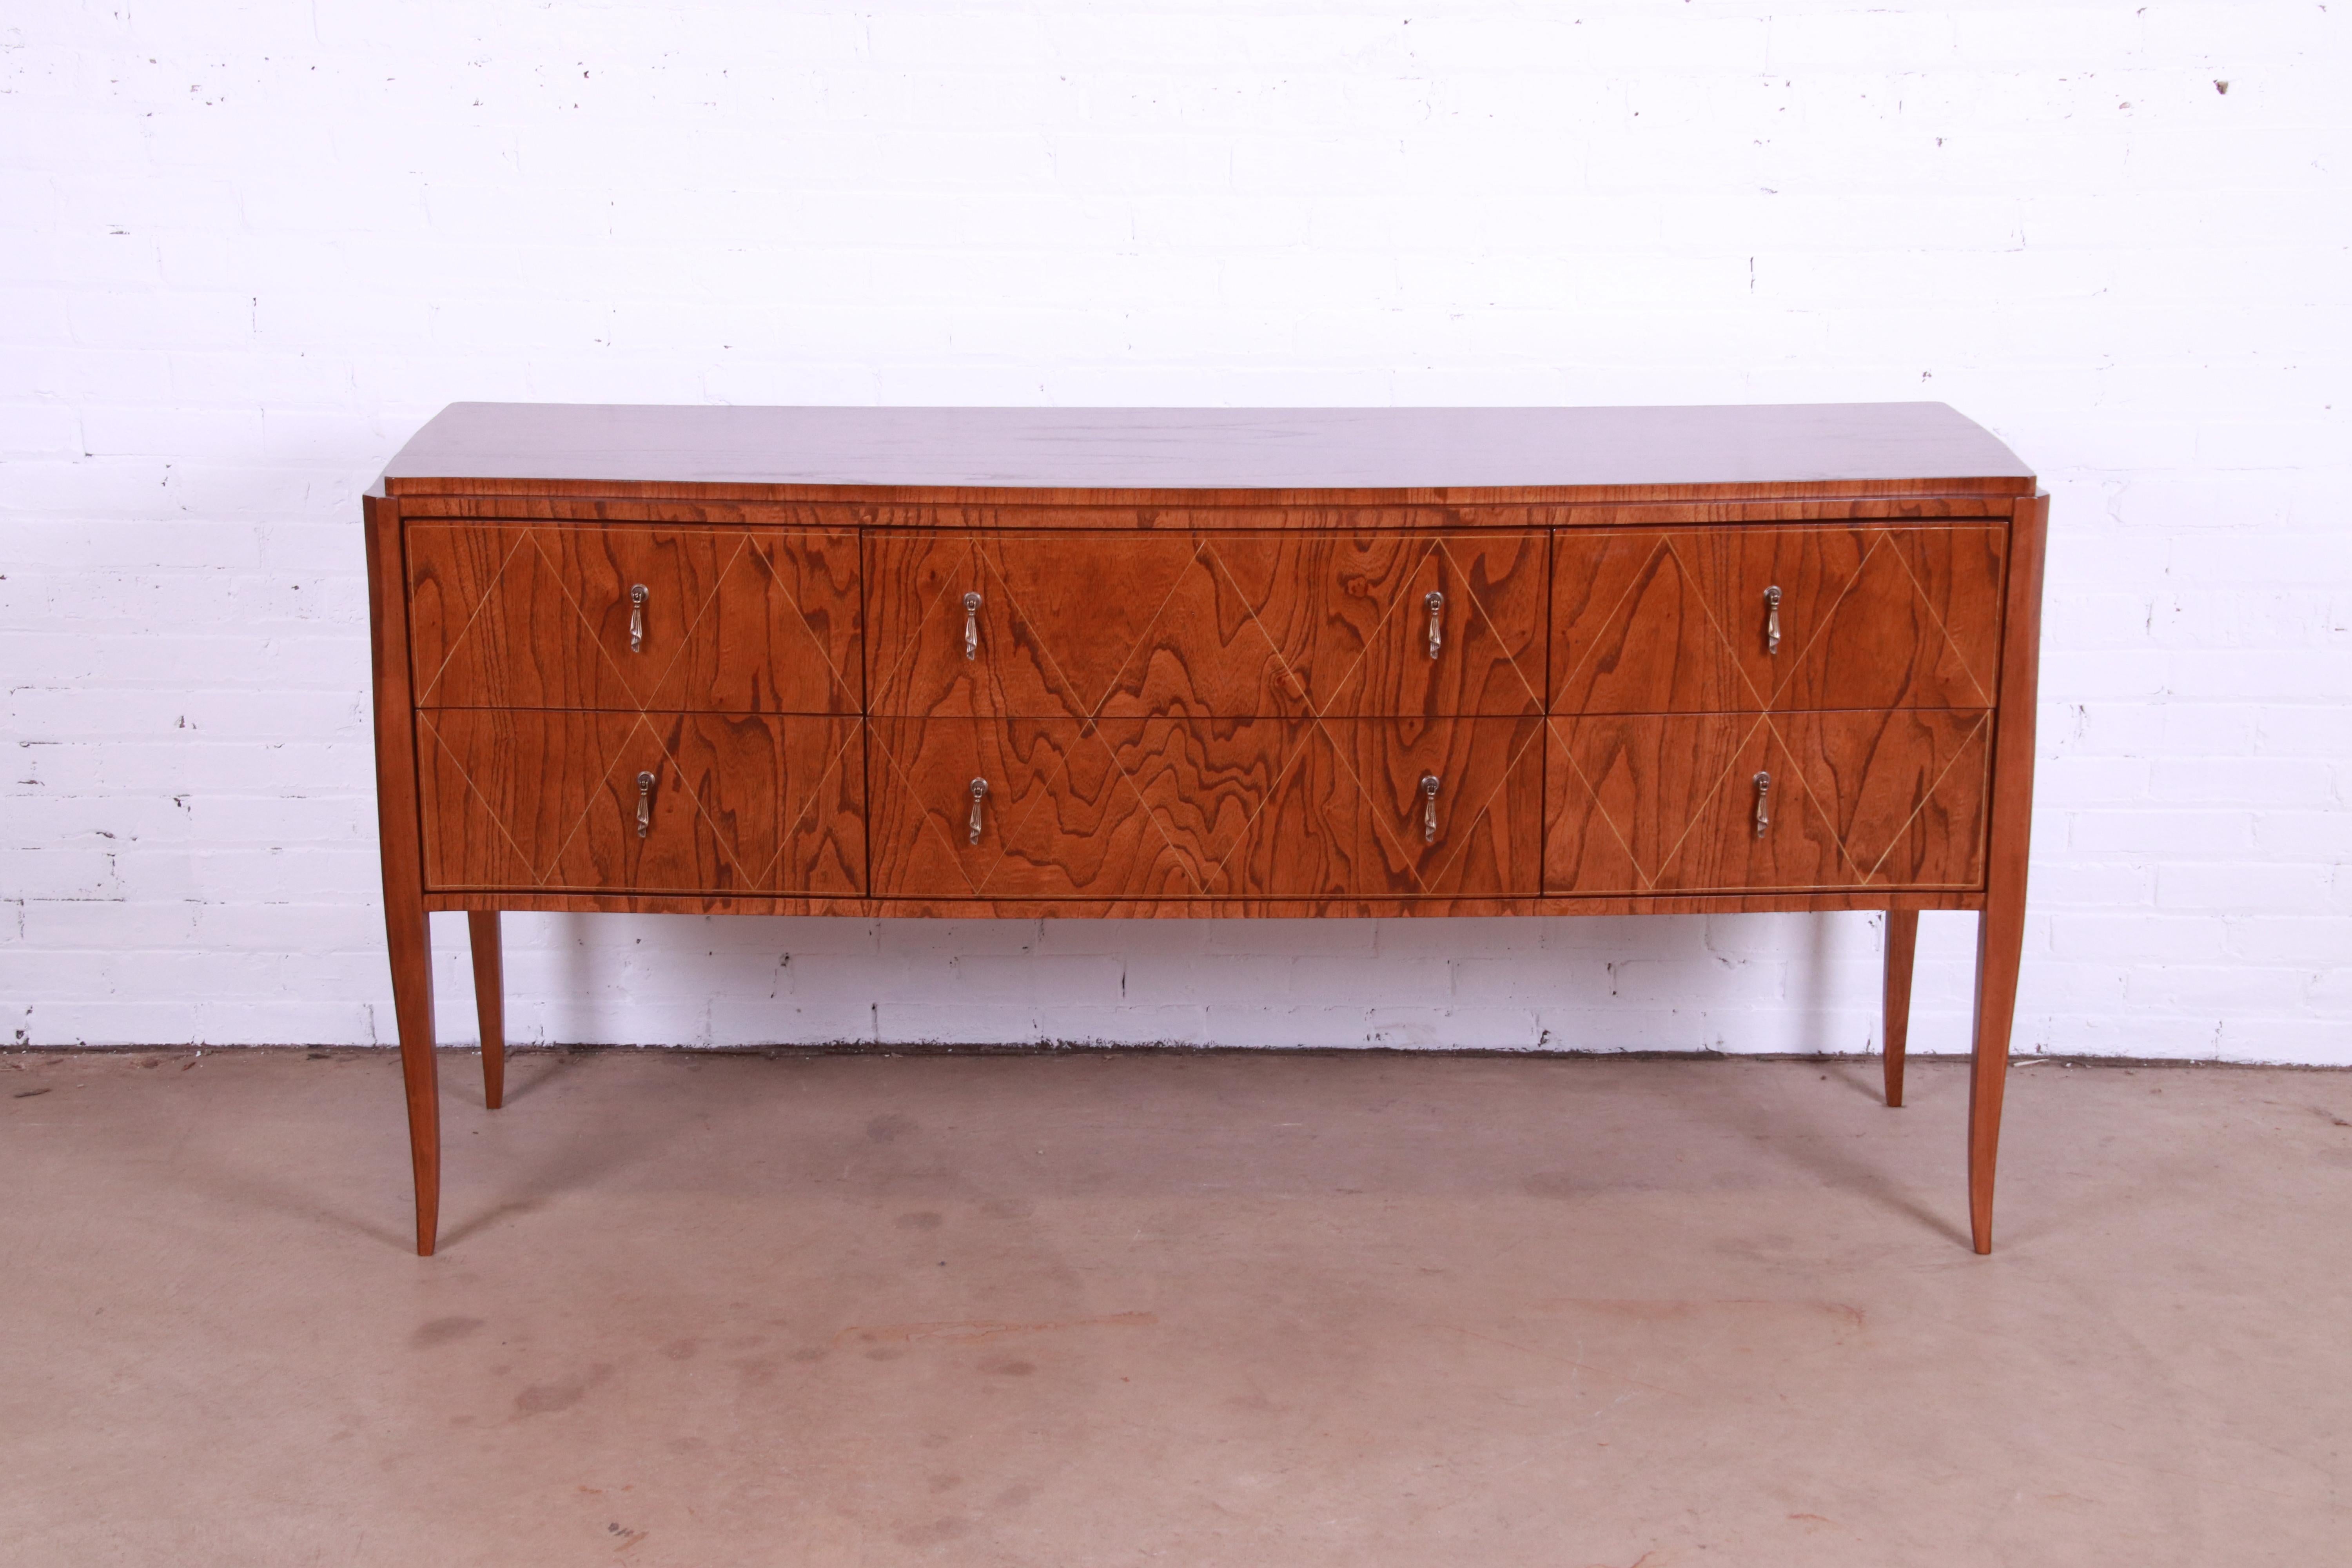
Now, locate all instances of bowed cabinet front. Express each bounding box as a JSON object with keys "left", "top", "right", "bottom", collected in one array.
[{"left": 366, "top": 403, "right": 2045, "bottom": 1260}]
